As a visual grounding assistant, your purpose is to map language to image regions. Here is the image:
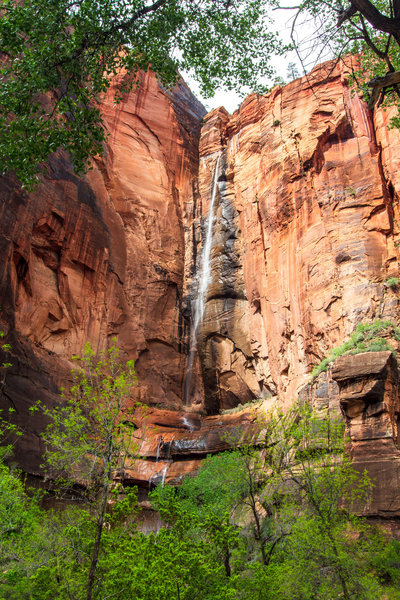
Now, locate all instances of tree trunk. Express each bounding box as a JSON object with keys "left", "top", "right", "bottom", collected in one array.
[
  {"left": 250, "top": 495, "right": 267, "bottom": 565},
  {"left": 223, "top": 548, "right": 231, "bottom": 578},
  {"left": 86, "top": 481, "right": 109, "bottom": 600},
  {"left": 352, "top": 0, "right": 400, "bottom": 36}
]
